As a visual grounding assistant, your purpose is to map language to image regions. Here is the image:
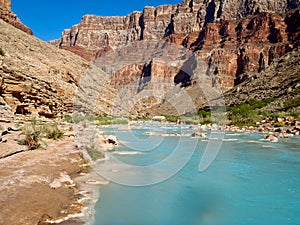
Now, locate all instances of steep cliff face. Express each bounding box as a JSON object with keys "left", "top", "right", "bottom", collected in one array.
[
  {"left": 189, "top": 8, "right": 300, "bottom": 87},
  {"left": 57, "top": 0, "right": 299, "bottom": 52},
  {"left": 52, "top": 0, "right": 300, "bottom": 91},
  {"left": 0, "top": 0, "right": 32, "bottom": 34}
]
